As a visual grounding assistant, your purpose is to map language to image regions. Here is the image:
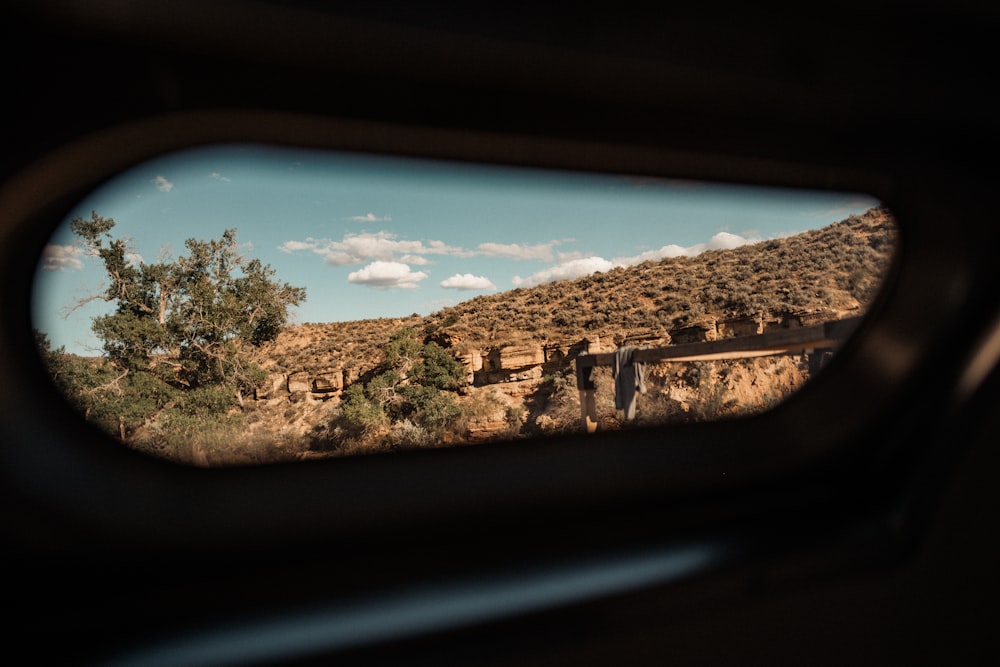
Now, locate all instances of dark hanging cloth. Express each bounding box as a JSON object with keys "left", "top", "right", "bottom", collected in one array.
[
  {"left": 576, "top": 360, "right": 597, "bottom": 391},
  {"left": 612, "top": 345, "right": 647, "bottom": 421}
]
